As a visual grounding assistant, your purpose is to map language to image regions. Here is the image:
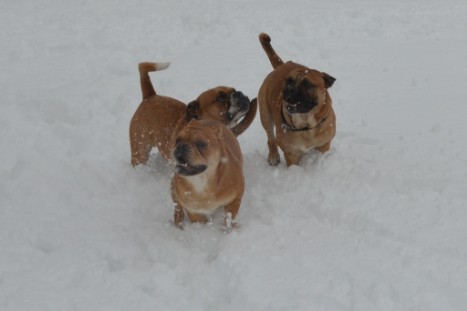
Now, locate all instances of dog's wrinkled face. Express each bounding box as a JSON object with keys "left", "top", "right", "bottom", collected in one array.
[
  {"left": 282, "top": 69, "right": 336, "bottom": 114},
  {"left": 186, "top": 86, "right": 250, "bottom": 127},
  {"left": 173, "top": 121, "right": 221, "bottom": 177}
]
